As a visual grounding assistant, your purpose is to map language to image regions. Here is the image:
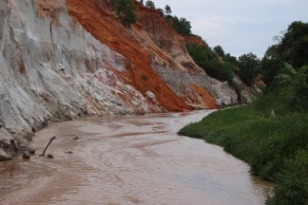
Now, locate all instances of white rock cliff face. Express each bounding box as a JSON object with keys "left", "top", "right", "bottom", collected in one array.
[
  {"left": 0, "top": 0, "right": 244, "bottom": 160},
  {"left": 0, "top": 0, "right": 158, "bottom": 159},
  {"left": 152, "top": 63, "right": 238, "bottom": 106}
]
